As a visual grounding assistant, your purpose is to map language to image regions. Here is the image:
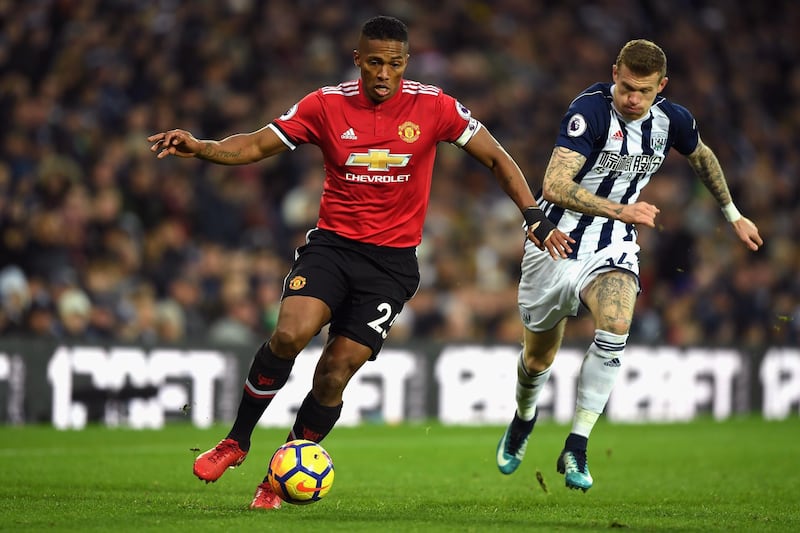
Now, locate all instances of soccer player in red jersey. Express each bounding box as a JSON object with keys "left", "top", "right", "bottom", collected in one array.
[{"left": 149, "top": 15, "right": 573, "bottom": 510}]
